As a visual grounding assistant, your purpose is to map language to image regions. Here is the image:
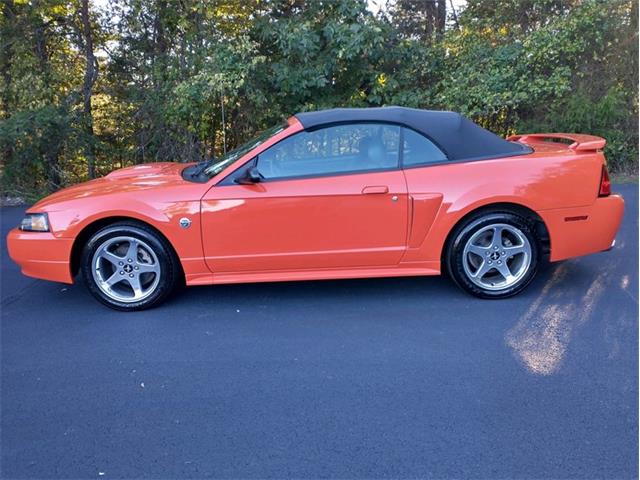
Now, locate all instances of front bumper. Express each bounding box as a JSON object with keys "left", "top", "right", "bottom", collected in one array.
[
  {"left": 6, "top": 228, "right": 74, "bottom": 283},
  {"left": 539, "top": 194, "right": 625, "bottom": 262}
]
